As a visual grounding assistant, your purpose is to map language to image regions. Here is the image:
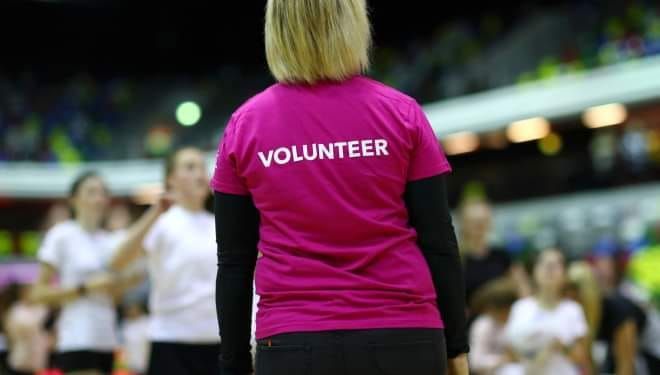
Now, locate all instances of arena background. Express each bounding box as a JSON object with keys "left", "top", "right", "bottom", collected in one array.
[{"left": 1, "top": 0, "right": 659, "bottom": 374}]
